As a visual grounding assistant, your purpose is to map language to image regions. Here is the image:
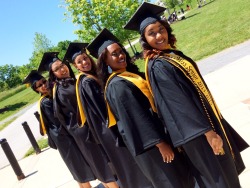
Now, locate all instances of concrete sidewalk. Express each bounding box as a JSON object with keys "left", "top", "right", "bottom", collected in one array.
[
  {"left": 0, "top": 147, "right": 102, "bottom": 188},
  {"left": 0, "top": 40, "right": 250, "bottom": 187}
]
